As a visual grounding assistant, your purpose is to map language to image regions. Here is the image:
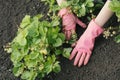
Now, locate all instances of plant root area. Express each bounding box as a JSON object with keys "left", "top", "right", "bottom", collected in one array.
[{"left": 0, "top": 0, "right": 120, "bottom": 80}]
